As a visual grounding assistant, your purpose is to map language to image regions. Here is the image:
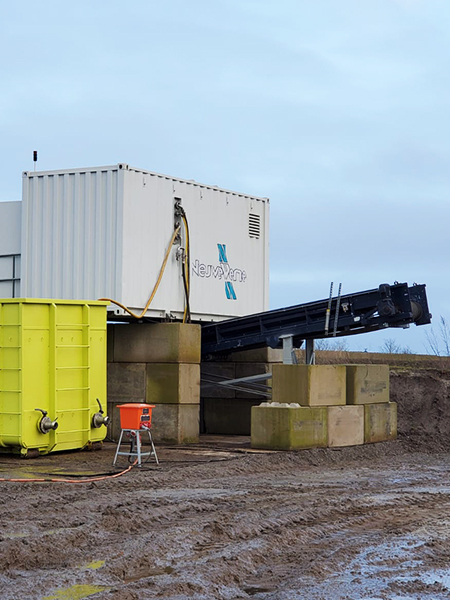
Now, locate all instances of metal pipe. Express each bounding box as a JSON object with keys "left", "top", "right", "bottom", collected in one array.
[
  {"left": 324, "top": 282, "right": 333, "bottom": 335},
  {"left": 333, "top": 283, "right": 342, "bottom": 337}
]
